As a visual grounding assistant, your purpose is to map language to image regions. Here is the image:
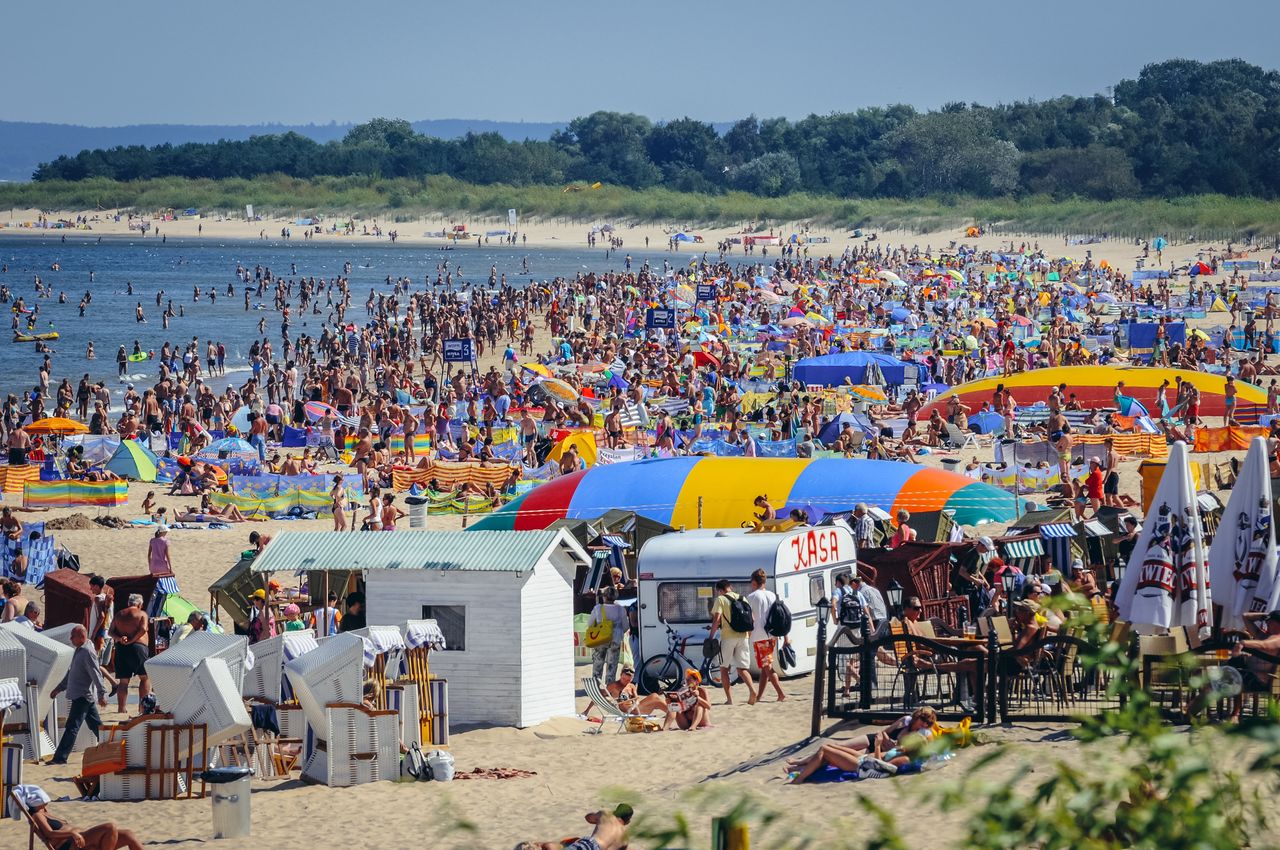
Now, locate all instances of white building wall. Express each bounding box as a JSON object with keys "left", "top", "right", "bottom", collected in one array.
[
  {"left": 517, "top": 550, "right": 577, "bottom": 726},
  {"left": 367, "top": 569, "right": 524, "bottom": 727}
]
